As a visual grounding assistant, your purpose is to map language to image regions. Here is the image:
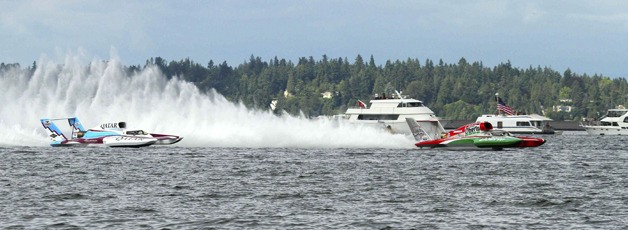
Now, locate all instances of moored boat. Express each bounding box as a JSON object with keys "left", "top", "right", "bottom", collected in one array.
[
  {"left": 476, "top": 94, "right": 556, "bottom": 134},
  {"left": 581, "top": 108, "right": 628, "bottom": 135},
  {"left": 340, "top": 91, "right": 445, "bottom": 137},
  {"left": 476, "top": 114, "right": 555, "bottom": 134}
]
